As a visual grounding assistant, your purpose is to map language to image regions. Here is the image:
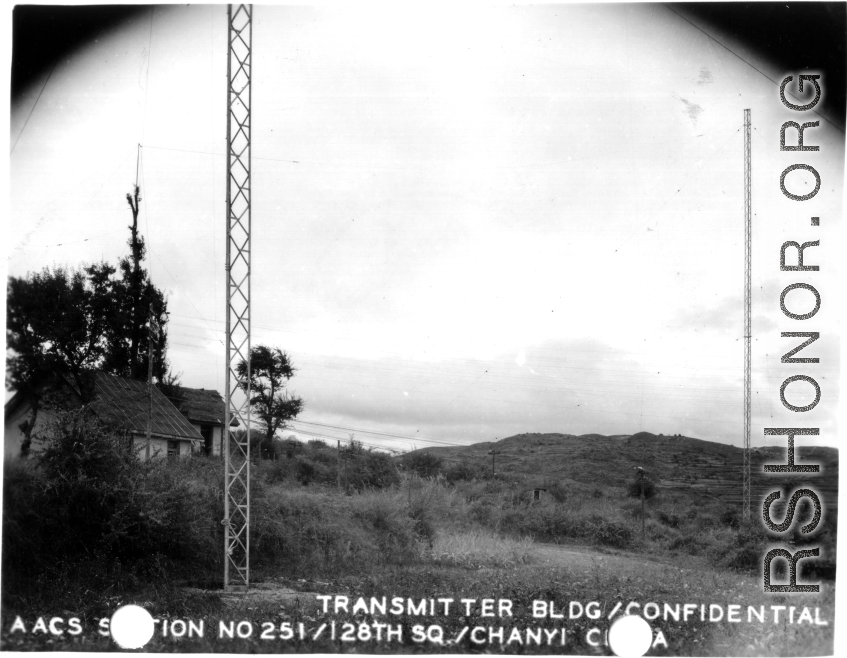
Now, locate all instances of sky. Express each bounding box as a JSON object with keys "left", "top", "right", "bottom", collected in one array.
[{"left": 6, "top": 2, "right": 844, "bottom": 452}]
